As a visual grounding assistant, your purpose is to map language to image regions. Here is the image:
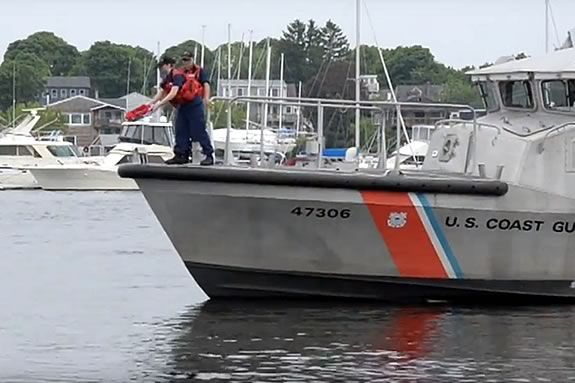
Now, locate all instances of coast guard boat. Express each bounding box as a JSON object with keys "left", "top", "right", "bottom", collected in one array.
[{"left": 119, "top": 47, "right": 575, "bottom": 302}]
